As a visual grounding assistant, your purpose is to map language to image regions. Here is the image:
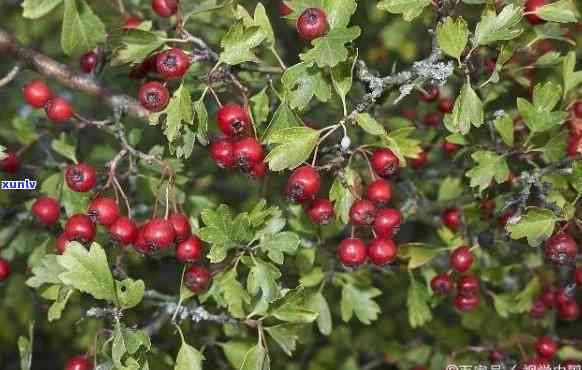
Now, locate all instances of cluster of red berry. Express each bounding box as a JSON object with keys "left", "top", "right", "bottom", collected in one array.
[
  {"left": 530, "top": 267, "right": 582, "bottom": 322},
  {"left": 23, "top": 80, "right": 74, "bottom": 123}
]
